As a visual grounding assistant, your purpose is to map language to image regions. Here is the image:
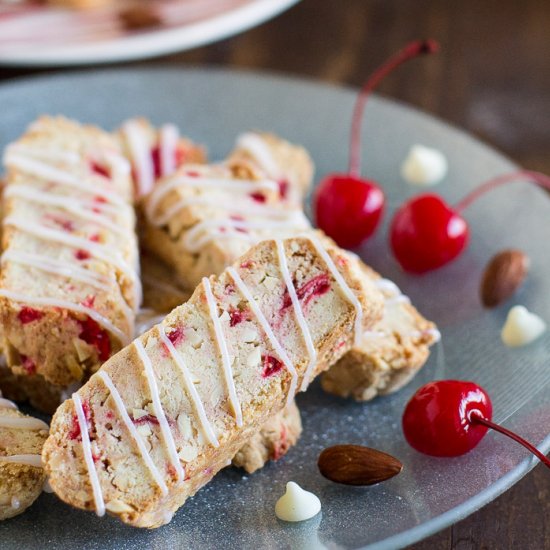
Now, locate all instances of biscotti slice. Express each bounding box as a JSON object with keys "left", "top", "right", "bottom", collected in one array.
[
  {"left": 0, "top": 391, "right": 49, "bottom": 520},
  {"left": 227, "top": 132, "right": 314, "bottom": 206},
  {"left": 140, "top": 162, "right": 310, "bottom": 289},
  {"left": 118, "top": 118, "right": 205, "bottom": 198},
  {"left": 0, "top": 116, "right": 140, "bottom": 389},
  {"left": 43, "top": 236, "right": 384, "bottom": 528},
  {"left": 322, "top": 263, "right": 440, "bottom": 401},
  {"left": 138, "top": 252, "right": 302, "bottom": 472}
]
